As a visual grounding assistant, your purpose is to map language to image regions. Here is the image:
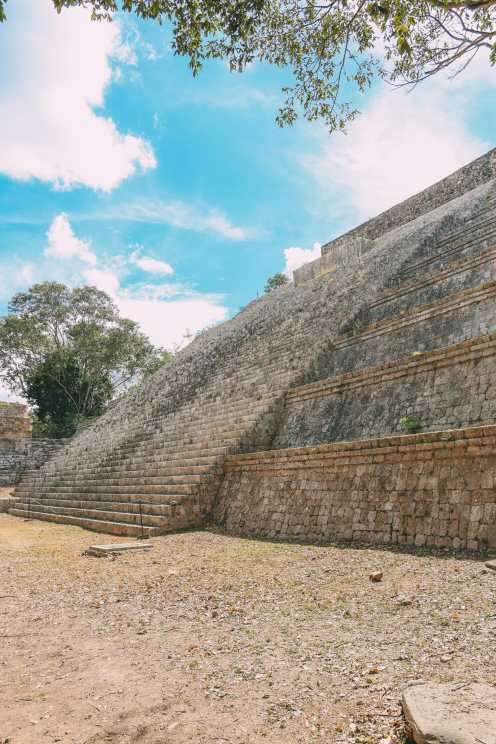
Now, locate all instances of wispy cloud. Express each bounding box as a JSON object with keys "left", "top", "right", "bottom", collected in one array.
[
  {"left": 0, "top": 0, "right": 155, "bottom": 192},
  {"left": 92, "top": 199, "right": 252, "bottom": 241},
  {"left": 302, "top": 67, "right": 492, "bottom": 229},
  {"left": 179, "top": 85, "right": 276, "bottom": 110}
]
